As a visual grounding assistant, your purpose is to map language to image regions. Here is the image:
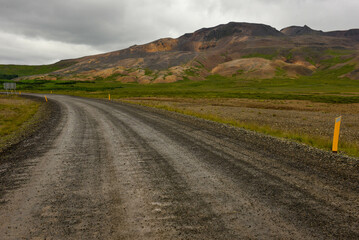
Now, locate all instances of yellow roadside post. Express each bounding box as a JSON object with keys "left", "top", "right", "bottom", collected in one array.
[
  {"left": 108, "top": 94, "right": 111, "bottom": 101},
  {"left": 45, "top": 96, "right": 48, "bottom": 102},
  {"left": 51, "top": 90, "right": 53, "bottom": 94},
  {"left": 332, "top": 116, "right": 342, "bottom": 153}
]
